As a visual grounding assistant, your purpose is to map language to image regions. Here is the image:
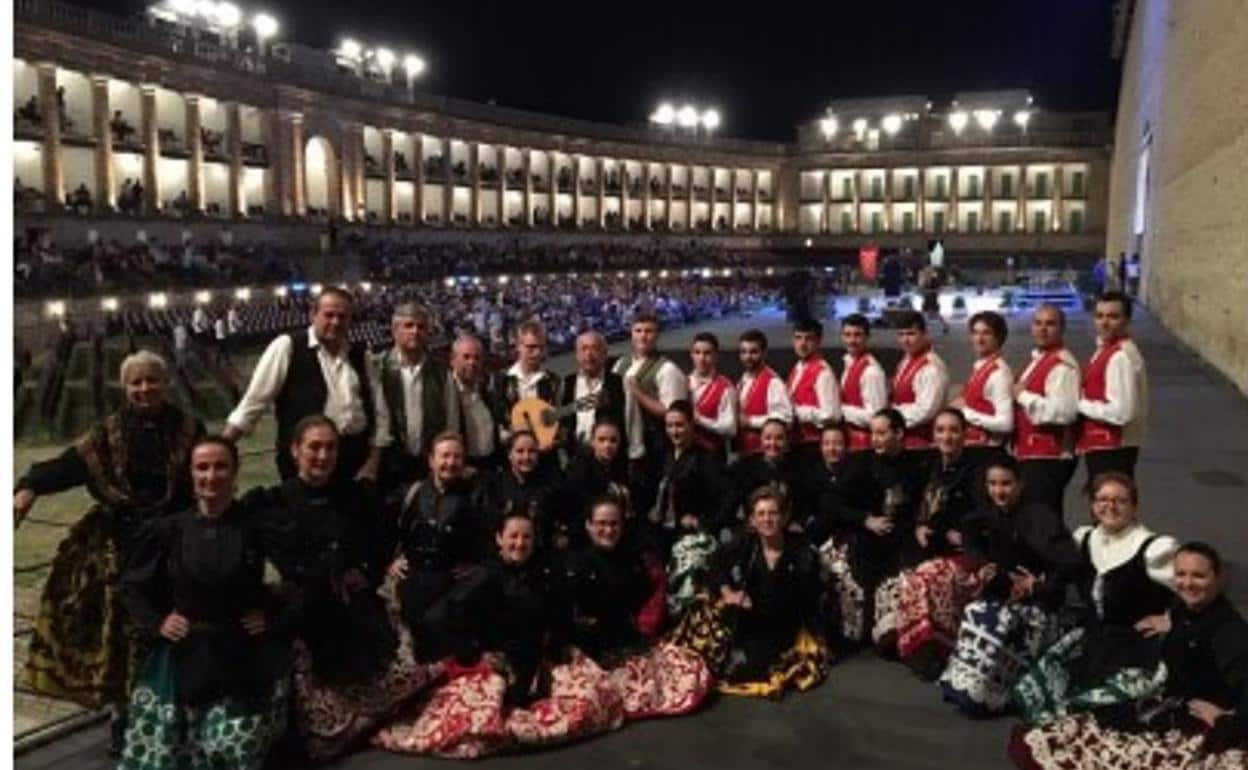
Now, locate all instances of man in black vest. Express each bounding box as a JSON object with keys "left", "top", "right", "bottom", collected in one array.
[
  {"left": 561, "top": 330, "right": 626, "bottom": 457},
  {"left": 224, "top": 287, "right": 377, "bottom": 483},
  {"left": 370, "top": 303, "right": 458, "bottom": 492},
  {"left": 449, "top": 333, "right": 498, "bottom": 474}
]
